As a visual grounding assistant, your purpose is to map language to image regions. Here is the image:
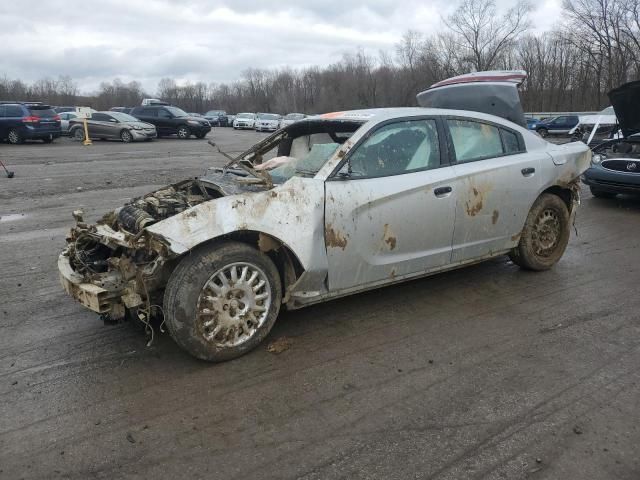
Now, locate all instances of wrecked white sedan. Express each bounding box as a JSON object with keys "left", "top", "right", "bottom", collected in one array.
[{"left": 59, "top": 76, "right": 591, "bottom": 362}]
